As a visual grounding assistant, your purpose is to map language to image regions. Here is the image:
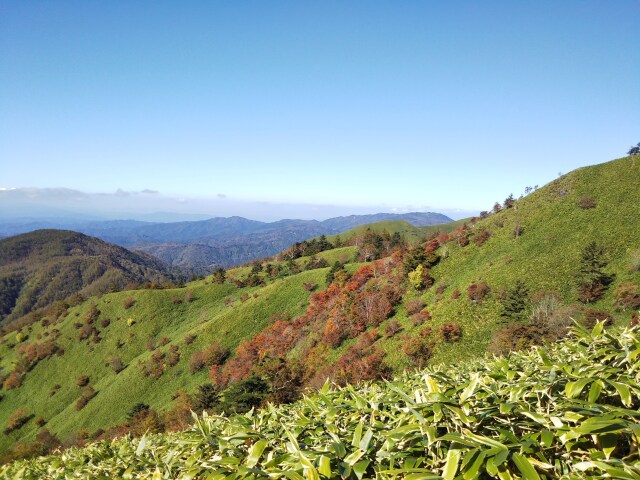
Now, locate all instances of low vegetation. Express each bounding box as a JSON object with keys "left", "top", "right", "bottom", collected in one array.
[{"left": 2, "top": 324, "right": 638, "bottom": 479}]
